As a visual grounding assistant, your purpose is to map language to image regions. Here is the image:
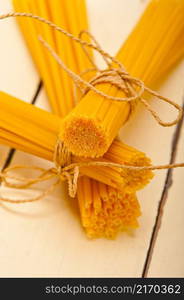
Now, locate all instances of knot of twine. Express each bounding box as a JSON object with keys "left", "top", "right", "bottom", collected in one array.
[
  {"left": 0, "top": 140, "right": 79, "bottom": 203},
  {"left": 0, "top": 12, "right": 184, "bottom": 204}
]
